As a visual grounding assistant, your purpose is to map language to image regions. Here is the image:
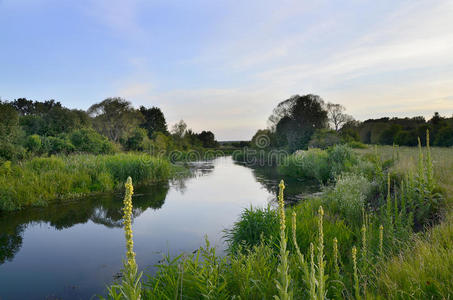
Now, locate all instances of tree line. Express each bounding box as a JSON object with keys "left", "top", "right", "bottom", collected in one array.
[
  {"left": 0, "top": 97, "right": 218, "bottom": 162},
  {"left": 250, "top": 94, "right": 453, "bottom": 151}
]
